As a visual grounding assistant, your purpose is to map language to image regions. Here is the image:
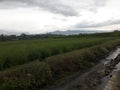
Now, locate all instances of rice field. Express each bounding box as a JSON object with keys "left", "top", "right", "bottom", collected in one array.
[
  {"left": 0, "top": 37, "right": 115, "bottom": 70},
  {"left": 0, "top": 32, "right": 120, "bottom": 90}
]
